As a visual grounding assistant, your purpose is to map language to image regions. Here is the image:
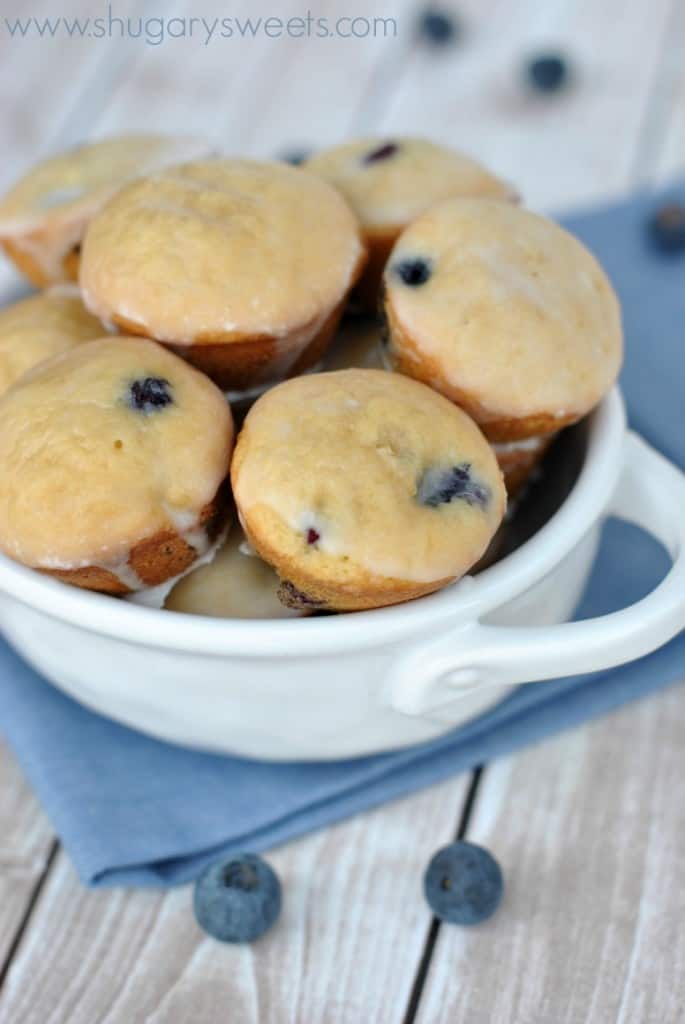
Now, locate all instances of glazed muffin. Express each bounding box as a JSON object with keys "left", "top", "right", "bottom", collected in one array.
[
  {"left": 305, "top": 137, "right": 516, "bottom": 310},
  {"left": 0, "top": 135, "right": 211, "bottom": 288},
  {"left": 0, "top": 337, "right": 233, "bottom": 593},
  {"left": 166, "top": 524, "right": 301, "bottom": 619},
  {"left": 0, "top": 285, "right": 104, "bottom": 395},
  {"left": 231, "top": 369, "right": 506, "bottom": 612},
  {"left": 80, "top": 159, "right": 367, "bottom": 391},
  {"left": 383, "top": 199, "right": 623, "bottom": 452}
]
